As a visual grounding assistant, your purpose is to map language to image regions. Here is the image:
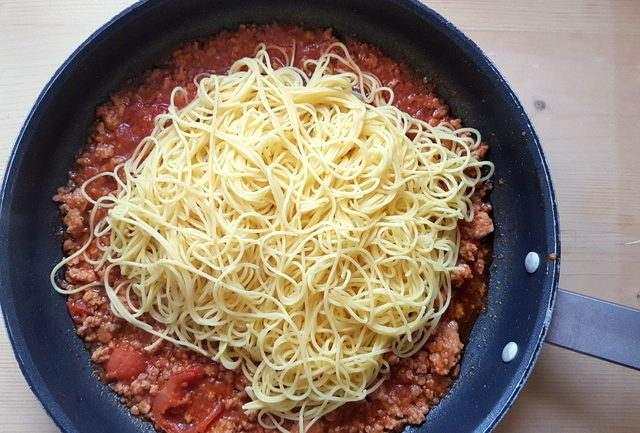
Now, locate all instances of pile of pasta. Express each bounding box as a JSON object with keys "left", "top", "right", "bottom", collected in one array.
[{"left": 54, "top": 44, "right": 493, "bottom": 432}]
